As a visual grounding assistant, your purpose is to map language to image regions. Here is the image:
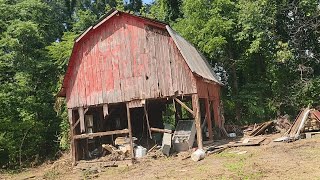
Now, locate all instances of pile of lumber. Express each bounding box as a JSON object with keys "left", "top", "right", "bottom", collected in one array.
[
  {"left": 277, "top": 108, "right": 320, "bottom": 141},
  {"left": 249, "top": 121, "right": 274, "bottom": 136},
  {"left": 243, "top": 118, "right": 291, "bottom": 137}
]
